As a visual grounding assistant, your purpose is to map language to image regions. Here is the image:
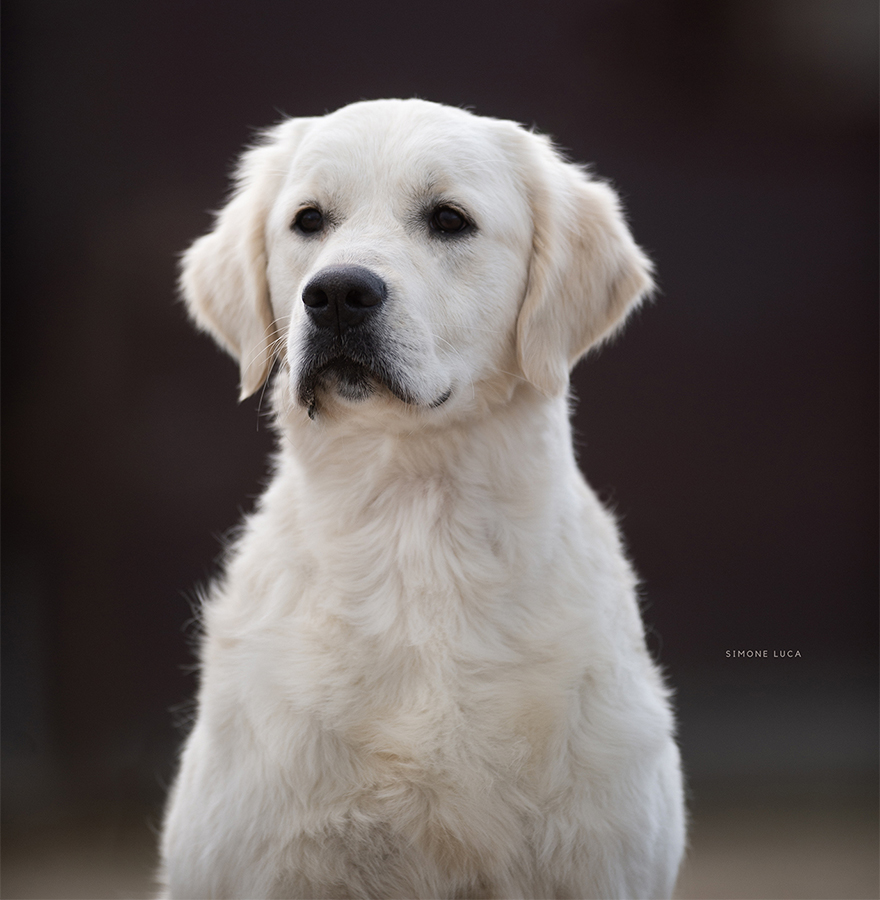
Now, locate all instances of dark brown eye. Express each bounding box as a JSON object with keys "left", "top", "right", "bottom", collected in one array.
[
  {"left": 430, "top": 206, "right": 468, "bottom": 234},
  {"left": 293, "top": 208, "right": 324, "bottom": 234}
]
